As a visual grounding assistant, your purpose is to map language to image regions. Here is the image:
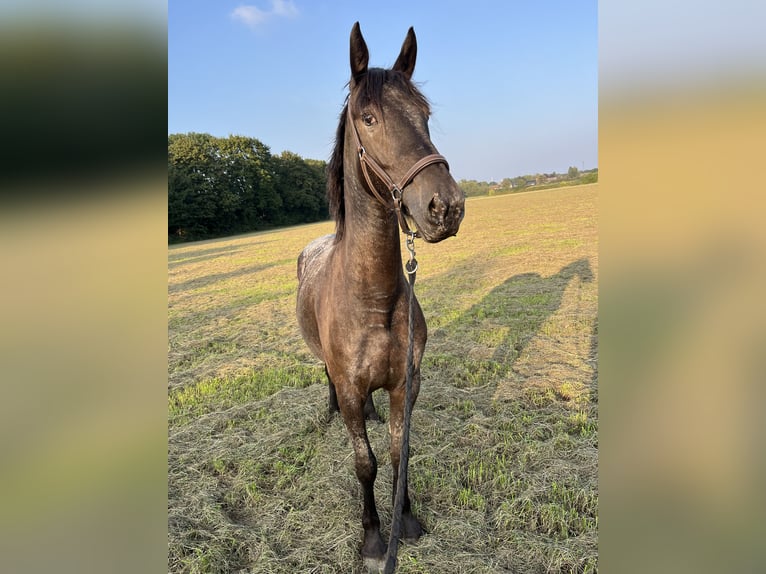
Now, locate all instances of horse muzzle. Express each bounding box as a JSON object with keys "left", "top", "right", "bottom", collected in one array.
[{"left": 407, "top": 187, "right": 465, "bottom": 243}]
